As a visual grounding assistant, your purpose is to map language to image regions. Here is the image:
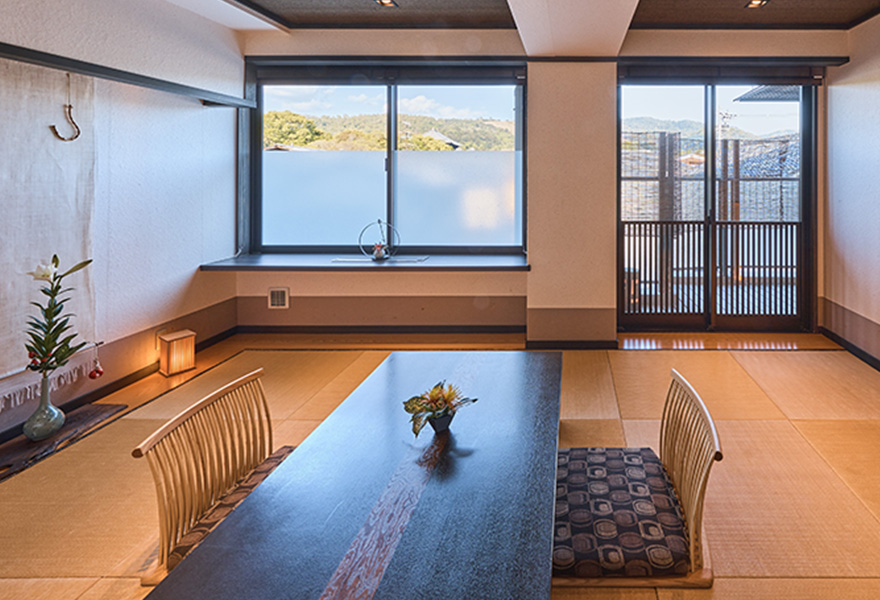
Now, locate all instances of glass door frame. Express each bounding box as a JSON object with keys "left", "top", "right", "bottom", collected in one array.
[{"left": 617, "top": 83, "right": 817, "bottom": 332}]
